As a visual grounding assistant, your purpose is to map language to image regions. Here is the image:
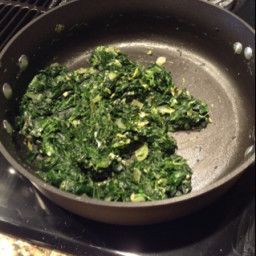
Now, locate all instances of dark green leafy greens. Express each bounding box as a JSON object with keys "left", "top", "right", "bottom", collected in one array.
[{"left": 17, "top": 46, "right": 210, "bottom": 202}]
